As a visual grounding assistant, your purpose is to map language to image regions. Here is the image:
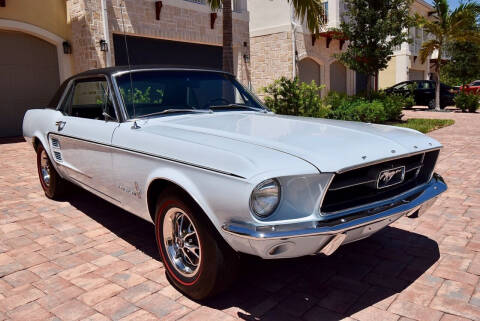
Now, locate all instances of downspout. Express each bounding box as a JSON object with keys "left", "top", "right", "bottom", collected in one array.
[
  {"left": 101, "top": 0, "right": 112, "bottom": 67},
  {"left": 290, "top": 5, "right": 300, "bottom": 79}
]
